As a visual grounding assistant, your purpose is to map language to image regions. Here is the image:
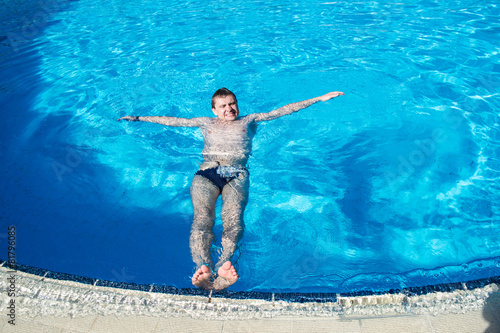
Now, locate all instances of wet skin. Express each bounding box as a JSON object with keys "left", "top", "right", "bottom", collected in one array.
[{"left": 117, "top": 91, "right": 344, "bottom": 290}]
